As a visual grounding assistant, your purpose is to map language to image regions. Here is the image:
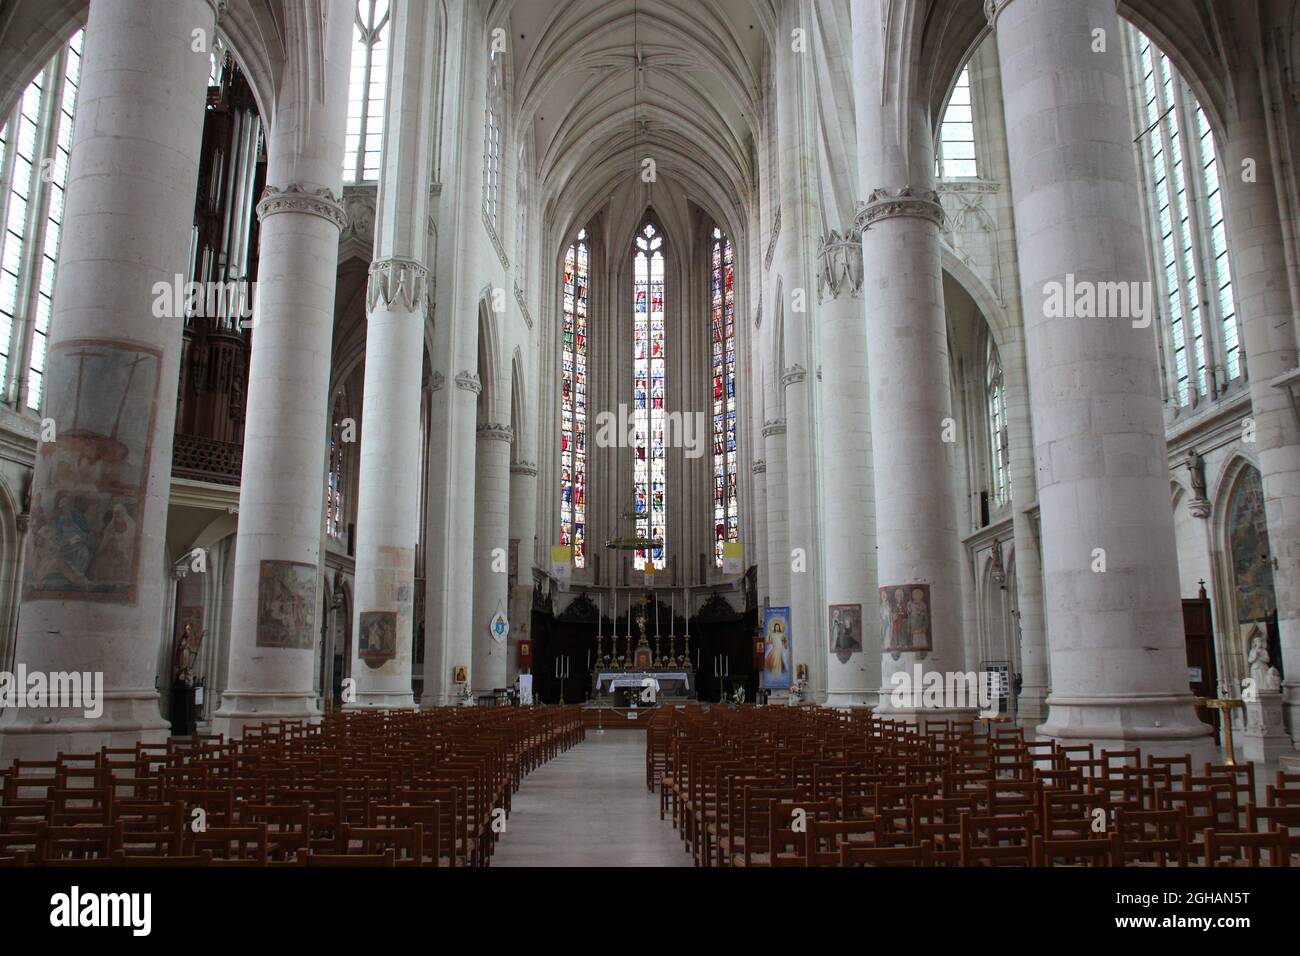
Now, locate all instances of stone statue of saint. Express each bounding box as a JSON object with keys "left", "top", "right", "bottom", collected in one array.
[
  {"left": 173, "top": 624, "right": 200, "bottom": 687},
  {"left": 1247, "top": 632, "right": 1275, "bottom": 692},
  {"left": 1185, "top": 449, "right": 1207, "bottom": 499}
]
